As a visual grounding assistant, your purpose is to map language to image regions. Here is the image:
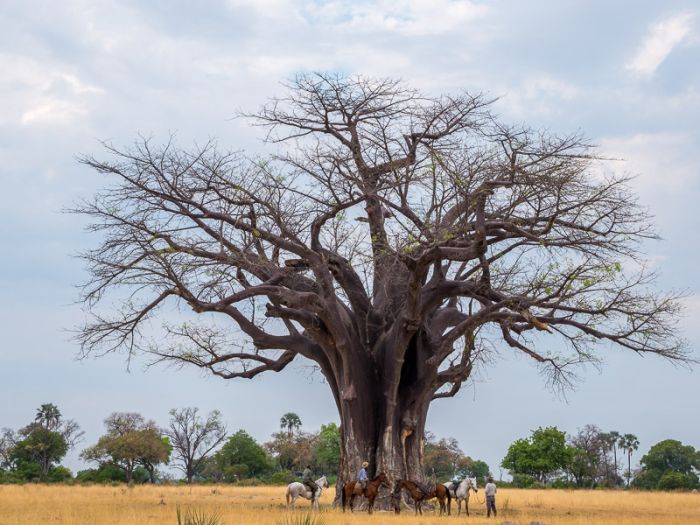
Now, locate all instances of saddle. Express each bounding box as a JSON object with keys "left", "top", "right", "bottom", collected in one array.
[
  {"left": 352, "top": 481, "right": 365, "bottom": 496},
  {"left": 418, "top": 481, "right": 436, "bottom": 495}
]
